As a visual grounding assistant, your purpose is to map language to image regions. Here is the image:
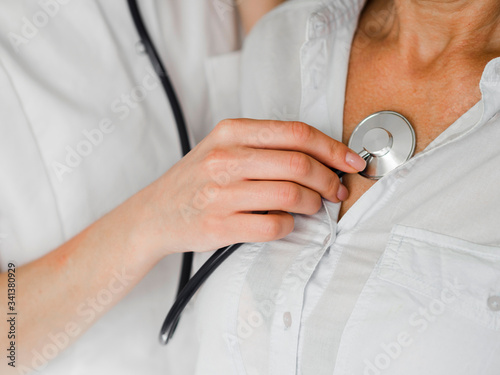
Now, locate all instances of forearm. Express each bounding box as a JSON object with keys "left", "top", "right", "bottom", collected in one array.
[
  {"left": 238, "top": 0, "right": 286, "bottom": 34},
  {"left": 0, "top": 190, "right": 163, "bottom": 372},
  {"left": 0, "top": 117, "right": 366, "bottom": 372}
]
